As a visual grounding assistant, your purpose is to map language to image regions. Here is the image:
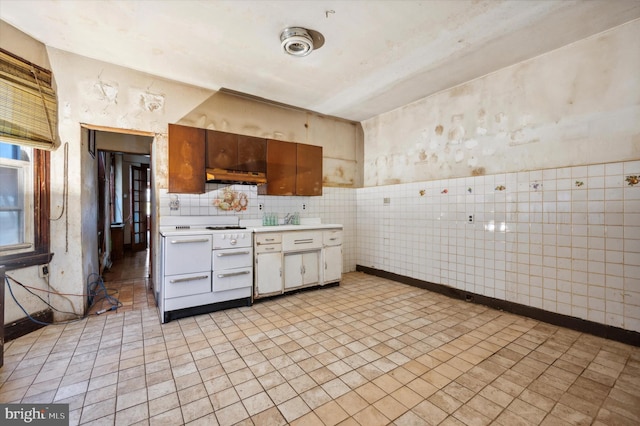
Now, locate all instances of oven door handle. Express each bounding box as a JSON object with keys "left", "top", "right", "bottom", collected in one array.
[
  {"left": 169, "top": 275, "right": 209, "bottom": 283},
  {"left": 216, "top": 251, "right": 251, "bottom": 257},
  {"left": 217, "top": 270, "right": 251, "bottom": 278},
  {"left": 171, "top": 238, "right": 209, "bottom": 244}
]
